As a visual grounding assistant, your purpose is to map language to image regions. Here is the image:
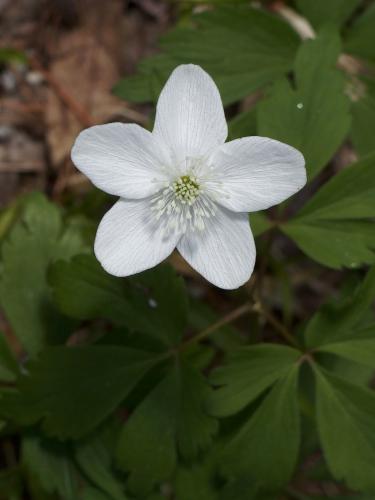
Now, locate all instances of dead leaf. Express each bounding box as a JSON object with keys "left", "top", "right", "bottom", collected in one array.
[{"left": 45, "top": 0, "right": 124, "bottom": 168}]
